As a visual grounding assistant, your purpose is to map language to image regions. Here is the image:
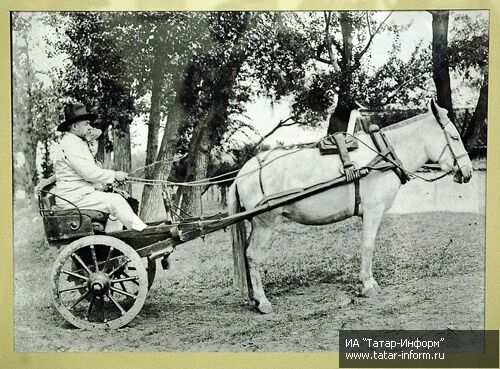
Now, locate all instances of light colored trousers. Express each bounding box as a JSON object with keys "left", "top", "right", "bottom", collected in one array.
[{"left": 59, "top": 191, "right": 147, "bottom": 231}]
